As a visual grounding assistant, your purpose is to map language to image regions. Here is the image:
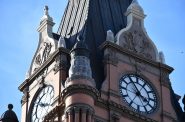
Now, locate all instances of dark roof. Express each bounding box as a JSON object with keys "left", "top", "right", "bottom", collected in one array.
[
  {"left": 52, "top": 33, "right": 60, "bottom": 40},
  {"left": 71, "top": 37, "right": 90, "bottom": 57},
  {"left": 57, "top": 0, "right": 132, "bottom": 89},
  {"left": 170, "top": 86, "right": 185, "bottom": 122}
]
